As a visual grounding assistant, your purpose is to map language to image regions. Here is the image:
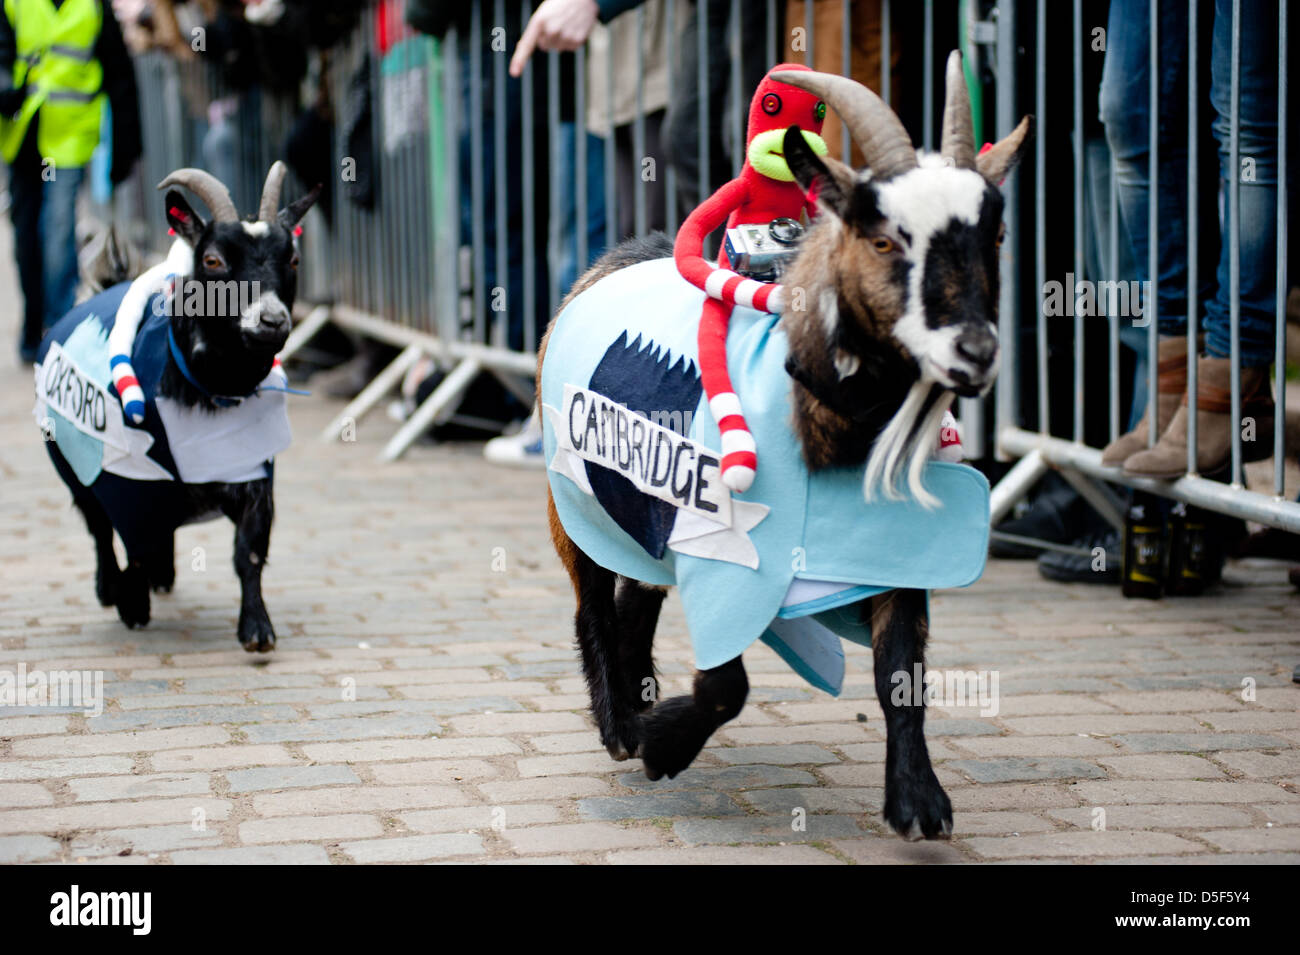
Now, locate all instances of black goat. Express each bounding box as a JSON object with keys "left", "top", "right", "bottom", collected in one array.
[{"left": 35, "top": 164, "right": 319, "bottom": 651}]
